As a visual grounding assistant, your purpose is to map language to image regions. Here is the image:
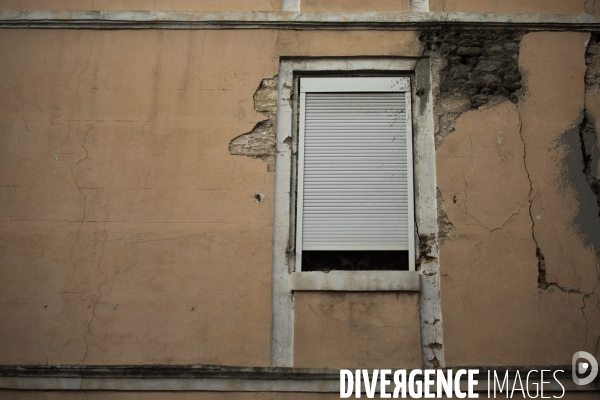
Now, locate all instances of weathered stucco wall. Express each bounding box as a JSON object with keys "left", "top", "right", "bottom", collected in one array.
[
  {"left": 301, "top": 0, "right": 410, "bottom": 12},
  {"left": 293, "top": 292, "right": 421, "bottom": 368},
  {"left": 437, "top": 31, "right": 600, "bottom": 366},
  {"left": 429, "top": 0, "right": 597, "bottom": 14},
  {"left": 0, "top": 28, "right": 422, "bottom": 367},
  {"left": 0, "top": 0, "right": 279, "bottom": 11},
  {"left": 1, "top": 12, "right": 598, "bottom": 378}
]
